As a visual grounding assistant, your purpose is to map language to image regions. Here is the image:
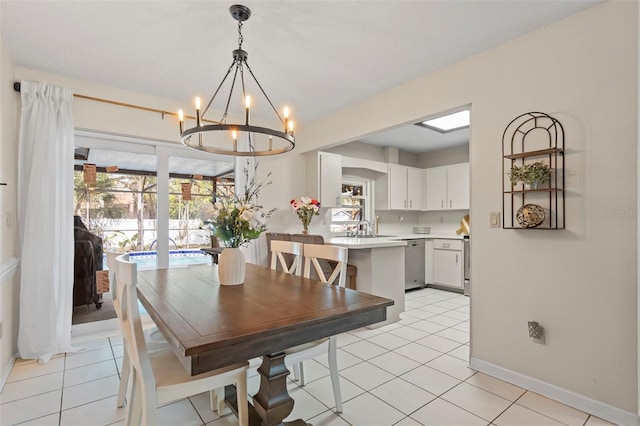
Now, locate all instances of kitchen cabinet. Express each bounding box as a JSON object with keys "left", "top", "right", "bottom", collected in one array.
[
  {"left": 425, "top": 162, "right": 469, "bottom": 211},
  {"left": 305, "top": 151, "right": 342, "bottom": 208},
  {"left": 376, "top": 164, "right": 423, "bottom": 210},
  {"left": 431, "top": 239, "right": 464, "bottom": 289}
]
